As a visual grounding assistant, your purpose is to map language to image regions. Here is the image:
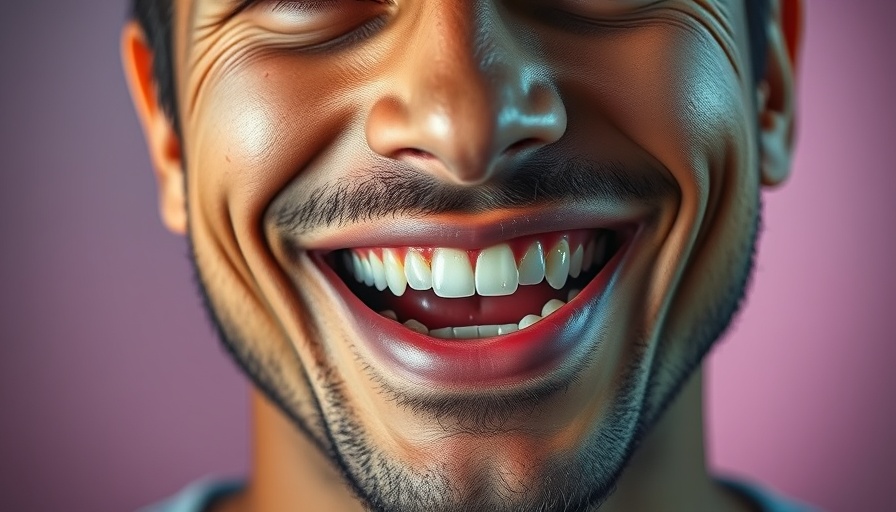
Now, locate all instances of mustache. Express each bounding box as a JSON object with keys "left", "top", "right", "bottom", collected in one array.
[{"left": 273, "top": 156, "right": 676, "bottom": 234}]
